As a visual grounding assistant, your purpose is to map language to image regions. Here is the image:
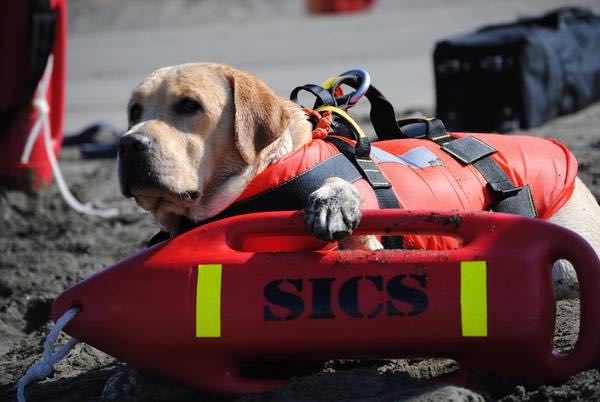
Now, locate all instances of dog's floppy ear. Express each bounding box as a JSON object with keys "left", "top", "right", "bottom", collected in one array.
[{"left": 223, "top": 67, "right": 288, "bottom": 164}]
